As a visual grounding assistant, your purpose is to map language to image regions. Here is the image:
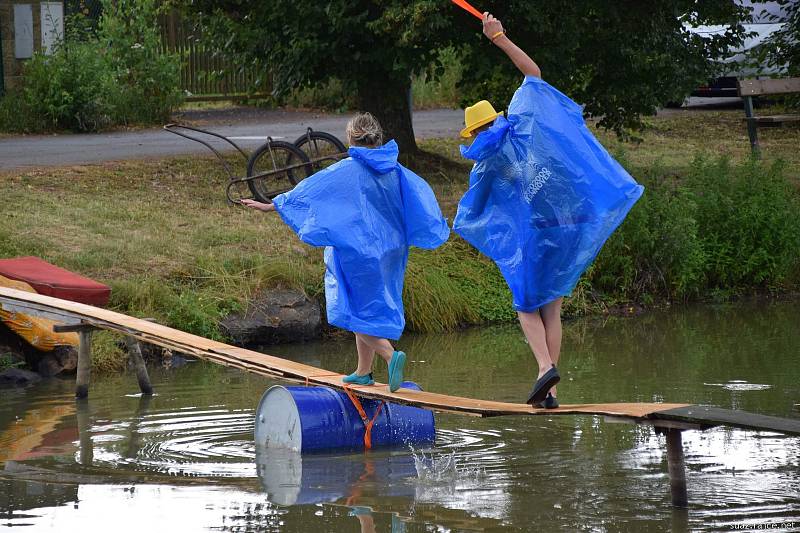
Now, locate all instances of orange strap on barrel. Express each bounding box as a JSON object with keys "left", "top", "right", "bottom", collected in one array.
[{"left": 343, "top": 385, "right": 385, "bottom": 450}]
